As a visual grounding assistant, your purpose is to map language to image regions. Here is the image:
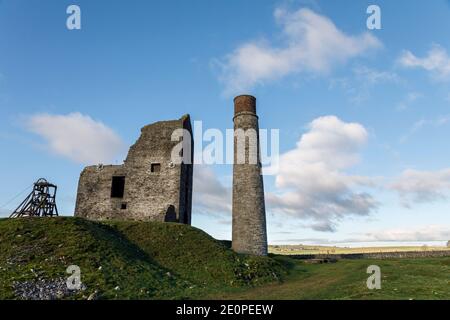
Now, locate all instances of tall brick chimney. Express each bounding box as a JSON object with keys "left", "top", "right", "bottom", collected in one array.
[{"left": 232, "top": 95, "right": 268, "bottom": 256}]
